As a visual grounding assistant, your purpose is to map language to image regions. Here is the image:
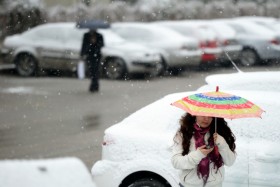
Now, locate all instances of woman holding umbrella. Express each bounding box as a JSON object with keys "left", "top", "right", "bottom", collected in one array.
[
  {"left": 171, "top": 87, "right": 264, "bottom": 187},
  {"left": 172, "top": 114, "right": 236, "bottom": 187}
]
